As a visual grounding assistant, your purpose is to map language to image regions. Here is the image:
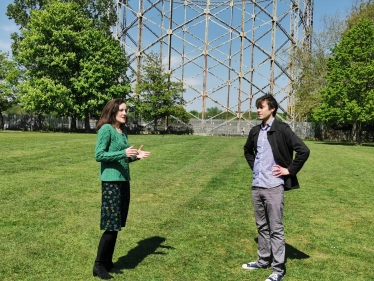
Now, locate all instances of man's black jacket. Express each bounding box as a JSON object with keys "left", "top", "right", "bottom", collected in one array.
[{"left": 244, "top": 119, "right": 310, "bottom": 190}]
